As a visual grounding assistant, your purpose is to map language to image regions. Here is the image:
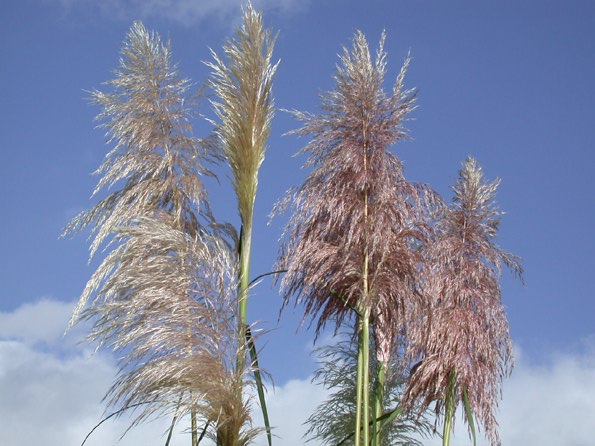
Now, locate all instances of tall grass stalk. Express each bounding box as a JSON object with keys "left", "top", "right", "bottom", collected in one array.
[
  {"left": 207, "top": 3, "right": 277, "bottom": 444},
  {"left": 207, "top": 0, "right": 277, "bottom": 360},
  {"left": 404, "top": 157, "right": 523, "bottom": 446},
  {"left": 63, "top": 21, "right": 258, "bottom": 445},
  {"left": 277, "top": 30, "right": 426, "bottom": 446},
  {"left": 354, "top": 314, "right": 371, "bottom": 446}
]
